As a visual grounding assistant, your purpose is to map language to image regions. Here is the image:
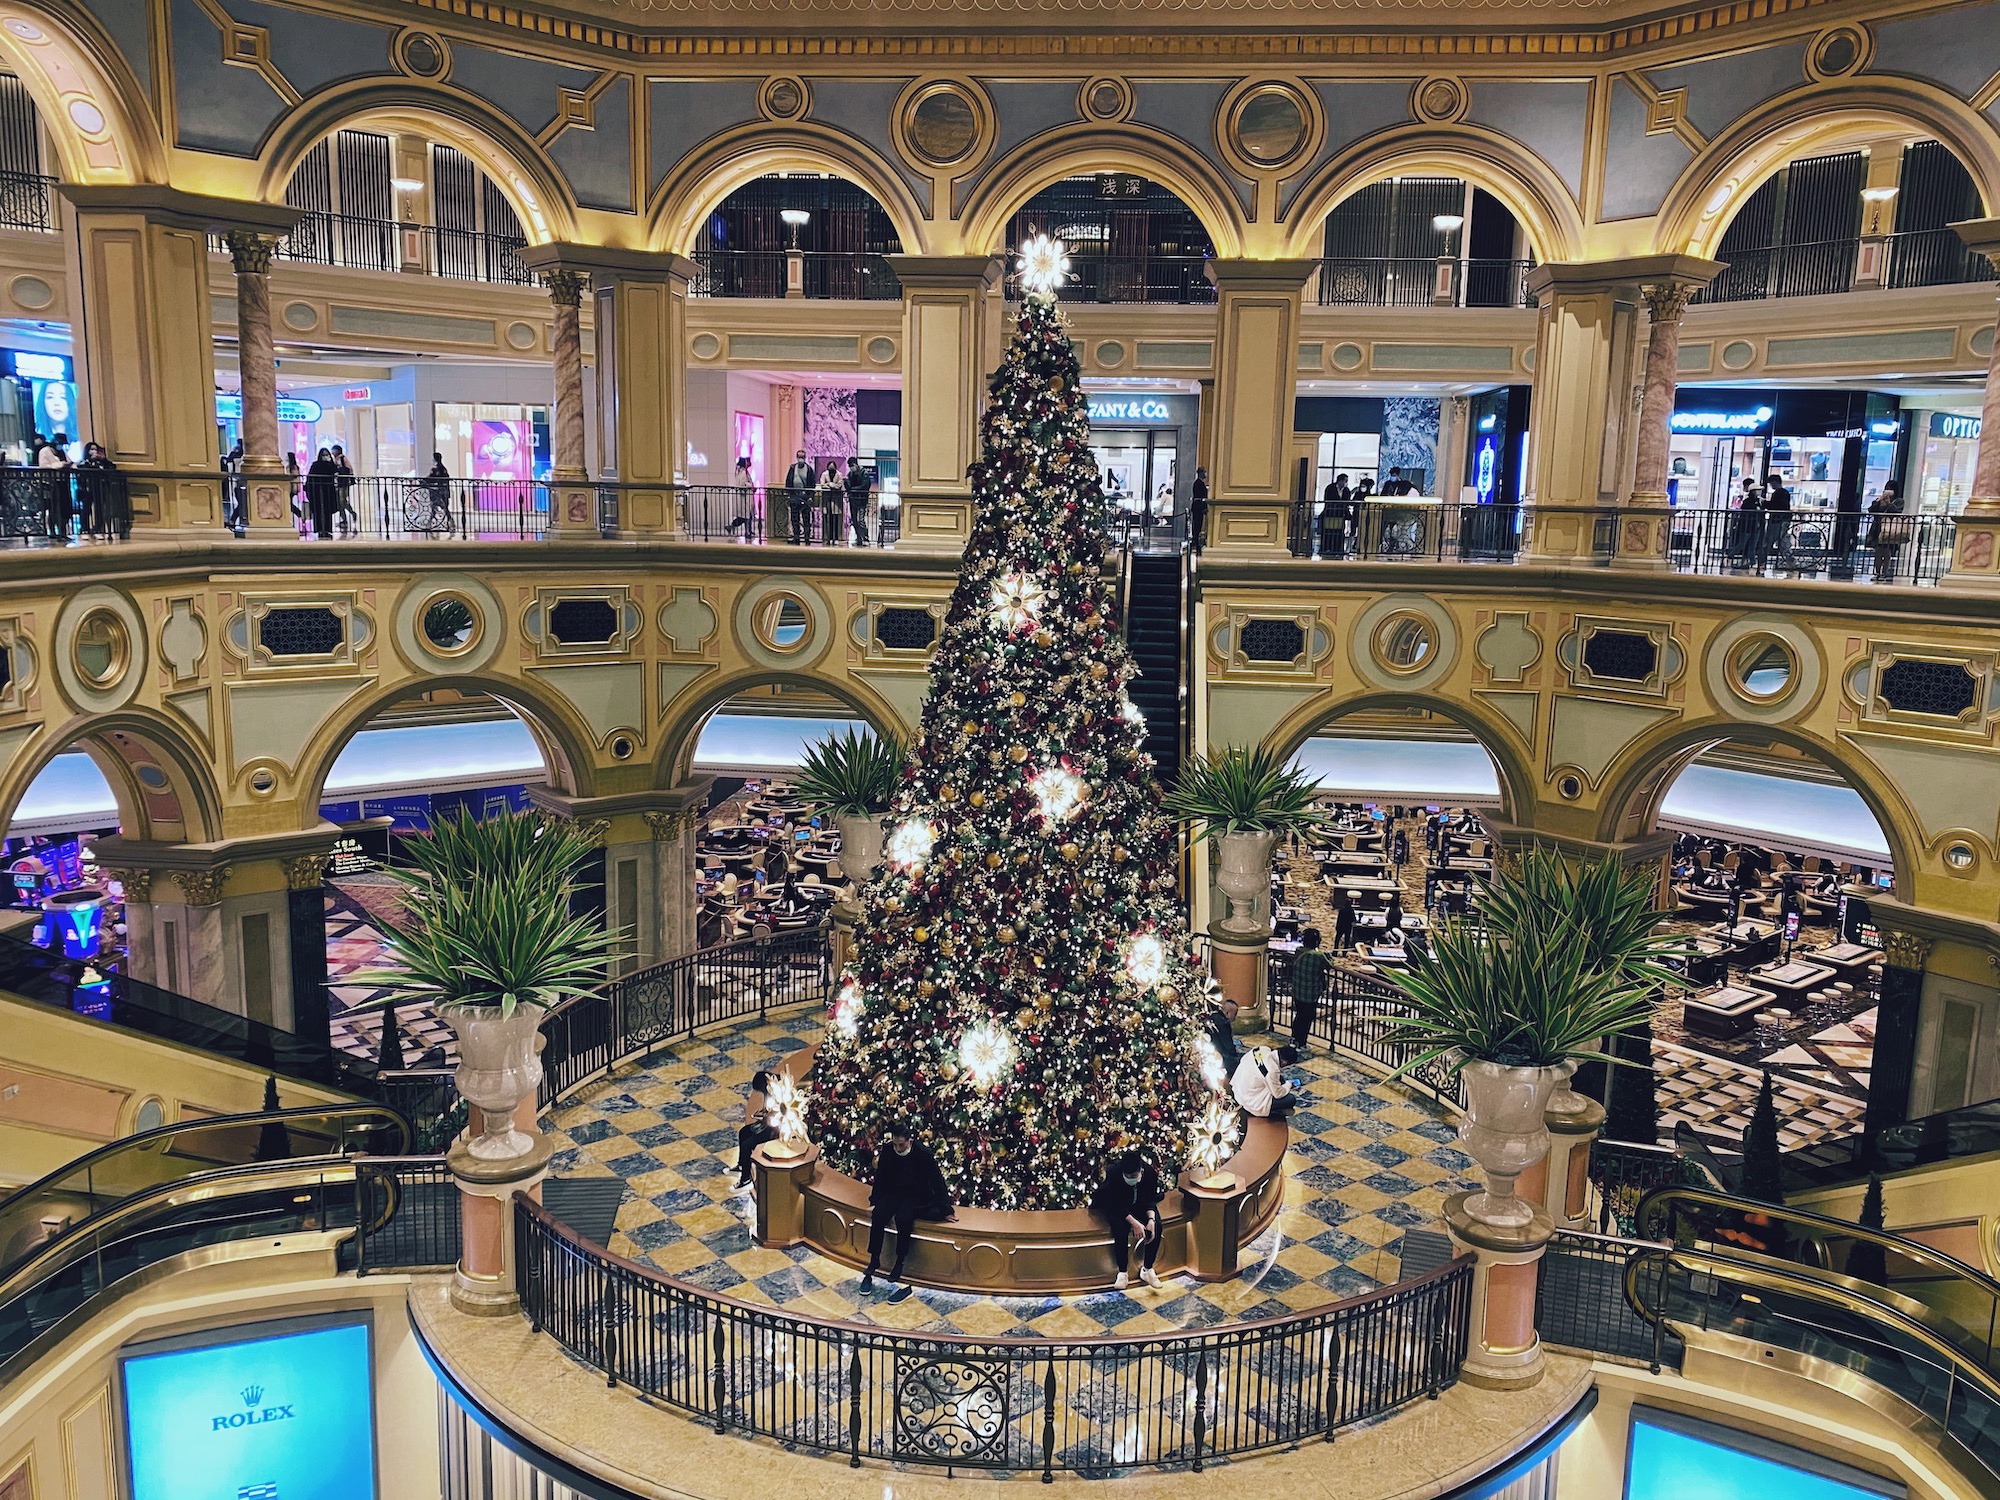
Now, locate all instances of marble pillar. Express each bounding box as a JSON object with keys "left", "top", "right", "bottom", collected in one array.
[
  {"left": 1612, "top": 282, "right": 1693, "bottom": 570},
  {"left": 544, "top": 269, "right": 596, "bottom": 538},
  {"left": 1446, "top": 1194, "right": 1553, "bottom": 1389},
  {"left": 1943, "top": 220, "right": 2000, "bottom": 589},
  {"left": 224, "top": 230, "right": 295, "bottom": 535}
]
